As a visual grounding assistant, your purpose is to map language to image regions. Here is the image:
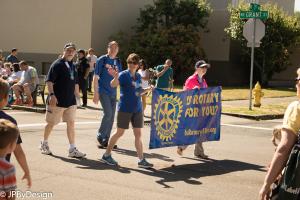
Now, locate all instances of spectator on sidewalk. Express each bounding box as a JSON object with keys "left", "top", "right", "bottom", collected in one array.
[
  {"left": 93, "top": 41, "right": 122, "bottom": 148},
  {"left": 6, "top": 48, "right": 19, "bottom": 64},
  {"left": 138, "top": 59, "right": 150, "bottom": 115},
  {"left": 101, "top": 53, "right": 153, "bottom": 168},
  {"left": 11, "top": 61, "right": 39, "bottom": 107},
  {"left": 177, "top": 60, "right": 210, "bottom": 159},
  {"left": 7, "top": 63, "right": 22, "bottom": 85},
  {"left": 39, "top": 43, "right": 86, "bottom": 158},
  {"left": 0, "top": 49, "right": 4, "bottom": 62},
  {"left": 0, "top": 63, "right": 12, "bottom": 79},
  {"left": 76, "top": 49, "right": 90, "bottom": 107},
  {"left": 87, "top": 48, "right": 97, "bottom": 92},
  {"left": 155, "top": 59, "right": 174, "bottom": 91},
  {"left": 0, "top": 119, "right": 19, "bottom": 200},
  {"left": 0, "top": 78, "right": 32, "bottom": 188}
]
